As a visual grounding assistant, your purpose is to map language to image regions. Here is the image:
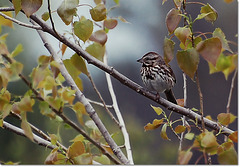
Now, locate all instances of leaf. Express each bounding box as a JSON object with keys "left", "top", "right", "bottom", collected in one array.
[
  {"left": 213, "top": 28, "right": 232, "bottom": 53},
  {"left": 229, "top": 131, "right": 238, "bottom": 143},
  {"left": 118, "top": 16, "right": 129, "bottom": 23},
  {"left": 218, "top": 142, "right": 238, "bottom": 165},
  {"left": 57, "top": 0, "right": 79, "bottom": 25},
  {"left": 175, "top": 125, "right": 186, "bottom": 134},
  {"left": 196, "top": 37, "right": 222, "bottom": 66},
  {"left": 184, "top": 133, "right": 194, "bottom": 140},
  {"left": 67, "top": 141, "right": 85, "bottom": 159},
  {"left": 176, "top": 99, "right": 184, "bottom": 107},
  {"left": 70, "top": 53, "right": 89, "bottom": 75},
  {"left": 0, "top": 12, "right": 13, "bottom": 28},
  {"left": 144, "top": 119, "right": 164, "bottom": 131},
  {"left": 217, "top": 113, "right": 236, "bottom": 126},
  {"left": 21, "top": 120, "right": 34, "bottom": 142},
  {"left": 21, "top": 0, "right": 43, "bottom": 17},
  {"left": 104, "top": 19, "right": 118, "bottom": 29},
  {"left": 63, "top": 59, "right": 81, "bottom": 79},
  {"left": 160, "top": 123, "right": 170, "bottom": 140},
  {"left": 10, "top": 44, "right": 23, "bottom": 58},
  {"left": 12, "top": 0, "right": 22, "bottom": 16},
  {"left": 73, "top": 17, "right": 93, "bottom": 42},
  {"left": 73, "top": 153, "right": 92, "bottom": 165},
  {"left": 174, "top": 0, "right": 182, "bottom": 9},
  {"left": 61, "top": 43, "right": 67, "bottom": 55},
  {"left": 177, "top": 150, "right": 192, "bottom": 165},
  {"left": 176, "top": 48, "right": 199, "bottom": 79},
  {"left": 89, "top": 30, "right": 108, "bottom": 46},
  {"left": 94, "top": 0, "right": 102, "bottom": 5},
  {"left": 174, "top": 27, "right": 191, "bottom": 46},
  {"left": 163, "top": 37, "right": 175, "bottom": 64},
  {"left": 165, "top": 8, "right": 181, "bottom": 34},
  {"left": 18, "top": 95, "right": 35, "bottom": 112},
  {"left": 93, "top": 155, "right": 110, "bottom": 165},
  {"left": 90, "top": 4, "right": 107, "bottom": 22},
  {"left": 200, "top": 3, "right": 218, "bottom": 23},
  {"left": 42, "top": 12, "right": 50, "bottom": 21},
  {"left": 70, "top": 134, "right": 85, "bottom": 143},
  {"left": 49, "top": 133, "right": 58, "bottom": 145},
  {"left": 85, "top": 42, "right": 105, "bottom": 61},
  {"left": 150, "top": 105, "right": 163, "bottom": 115},
  {"left": 194, "top": 131, "right": 219, "bottom": 155}
]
